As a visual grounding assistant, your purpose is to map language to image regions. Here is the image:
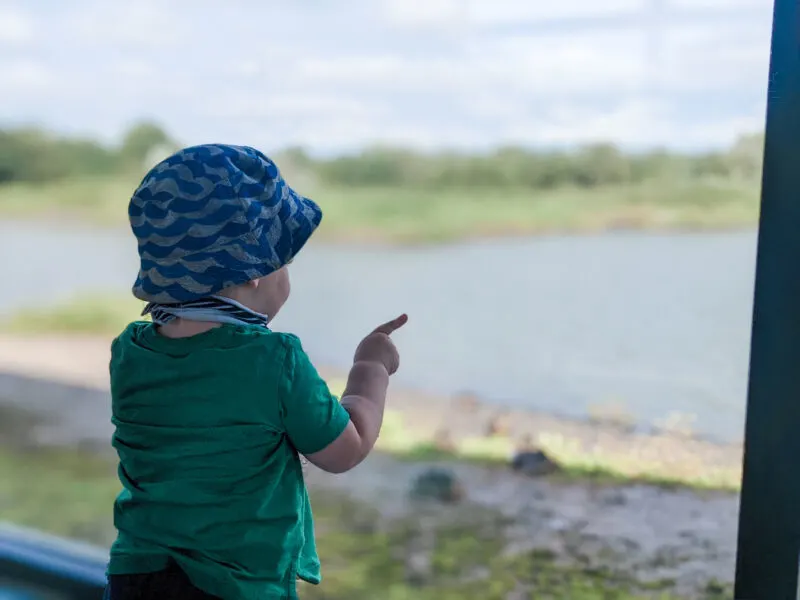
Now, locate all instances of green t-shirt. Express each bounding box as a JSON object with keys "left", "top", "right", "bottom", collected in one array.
[{"left": 107, "top": 322, "right": 351, "bottom": 600}]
